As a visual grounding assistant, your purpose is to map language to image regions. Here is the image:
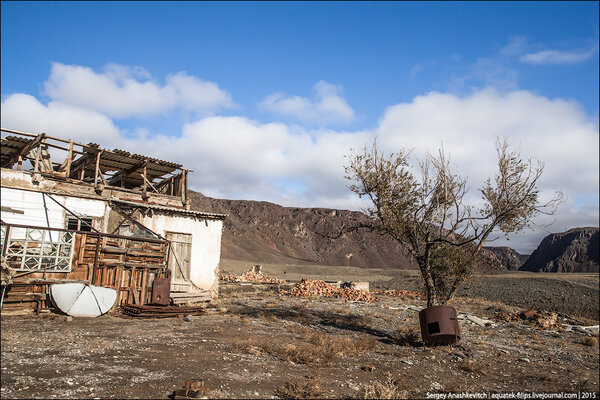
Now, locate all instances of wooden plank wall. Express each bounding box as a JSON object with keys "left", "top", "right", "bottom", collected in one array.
[
  {"left": 2, "top": 232, "right": 168, "bottom": 313},
  {"left": 81, "top": 233, "right": 168, "bottom": 306}
]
